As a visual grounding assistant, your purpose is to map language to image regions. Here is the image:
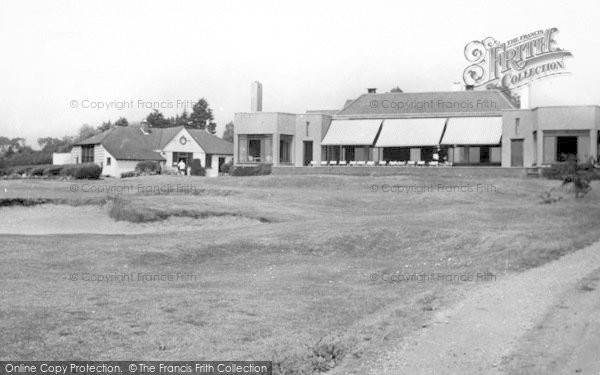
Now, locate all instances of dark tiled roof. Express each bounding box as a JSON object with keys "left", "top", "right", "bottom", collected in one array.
[
  {"left": 335, "top": 90, "right": 515, "bottom": 118},
  {"left": 186, "top": 129, "right": 233, "bottom": 155},
  {"left": 75, "top": 131, "right": 110, "bottom": 145},
  {"left": 74, "top": 125, "right": 232, "bottom": 160}
]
